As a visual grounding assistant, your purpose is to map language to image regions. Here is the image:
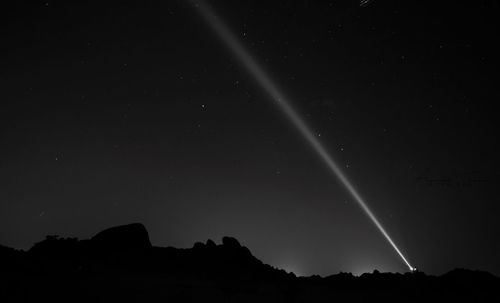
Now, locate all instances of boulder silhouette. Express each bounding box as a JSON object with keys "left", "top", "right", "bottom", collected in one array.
[
  {"left": 206, "top": 239, "right": 216, "bottom": 248},
  {"left": 90, "top": 223, "right": 151, "bottom": 252},
  {"left": 1, "top": 222, "right": 499, "bottom": 302},
  {"left": 222, "top": 236, "right": 241, "bottom": 248}
]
